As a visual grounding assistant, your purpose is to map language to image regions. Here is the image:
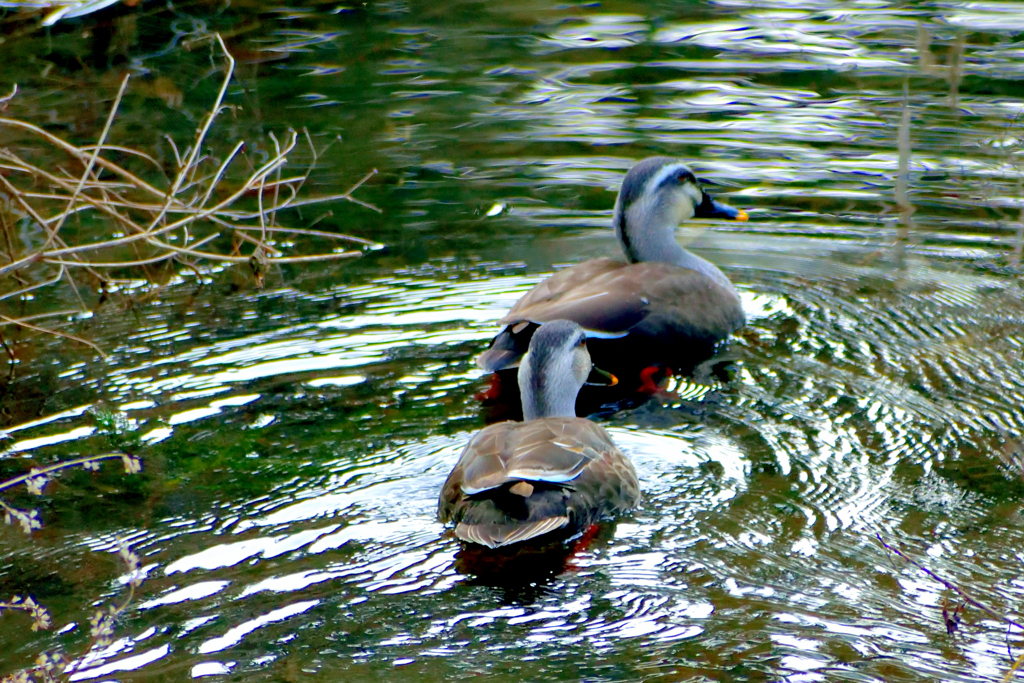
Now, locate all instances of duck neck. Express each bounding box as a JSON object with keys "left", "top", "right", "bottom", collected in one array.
[
  {"left": 616, "top": 206, "right": 735, "bottom": 291},
  {"left": 518, "top": 362, "right": 577, "bottom": 421},
  {"left": 669, "top": 244, "right": 735, "bottom": 291}
]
